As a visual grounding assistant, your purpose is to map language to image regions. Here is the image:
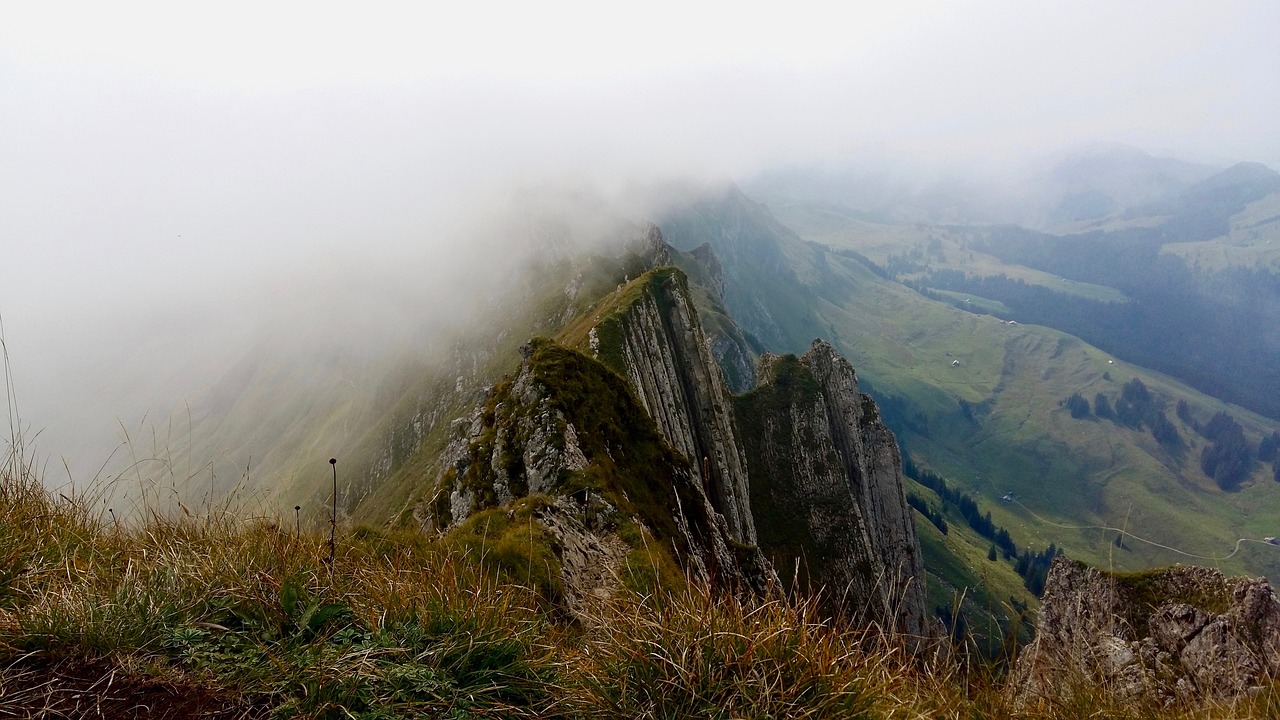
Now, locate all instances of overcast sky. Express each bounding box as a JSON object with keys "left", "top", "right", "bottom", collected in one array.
[{"left": 2, "top": 0, "right": 1278, "bottom": 477}]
